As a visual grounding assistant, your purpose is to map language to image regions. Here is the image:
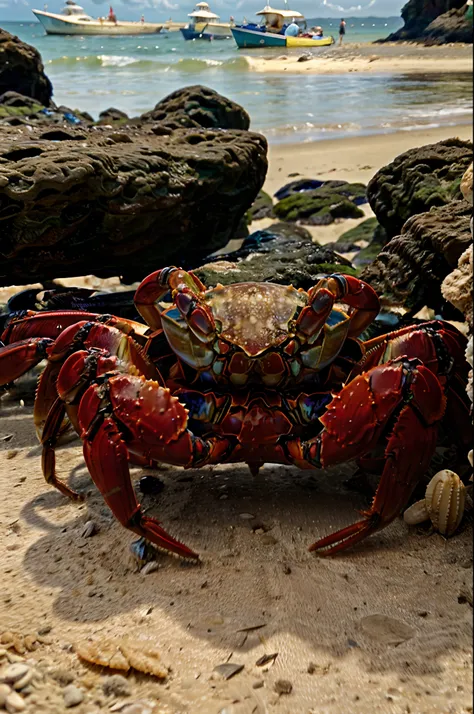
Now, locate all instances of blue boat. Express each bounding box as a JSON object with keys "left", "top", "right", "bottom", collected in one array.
[
  {"left": 231, "top": 5, "right": 304, "bottom": 48},
  {"left": 180, "top": 2, "right": 232, "bottom": 40}
]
